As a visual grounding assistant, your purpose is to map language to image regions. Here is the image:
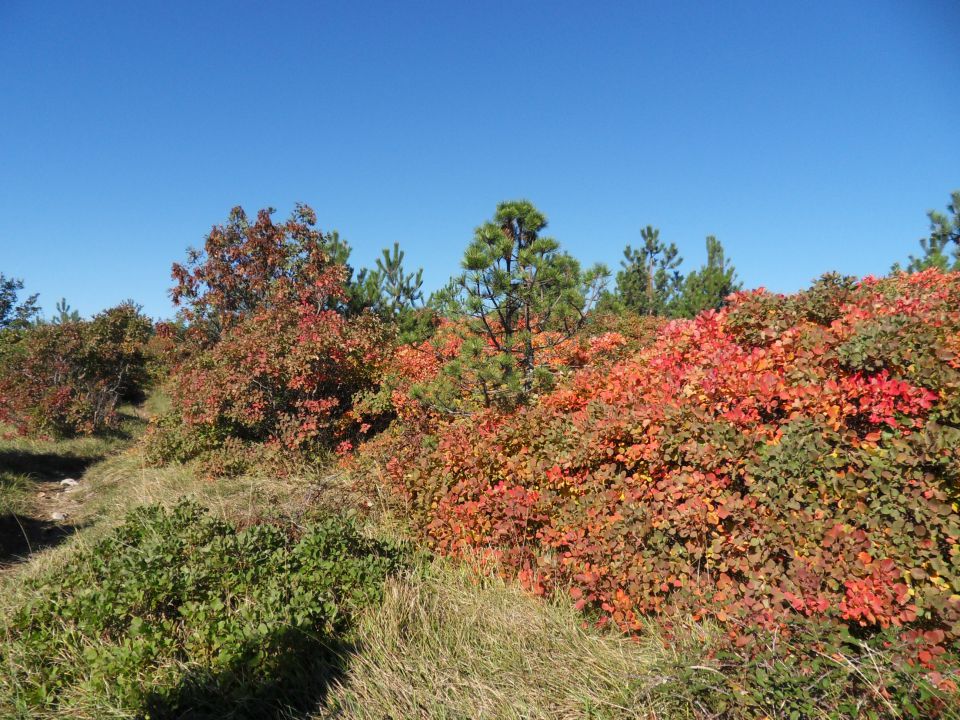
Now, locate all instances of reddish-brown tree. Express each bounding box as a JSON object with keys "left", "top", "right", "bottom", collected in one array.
[{"left": 171, "top": 204, "right": 347, "bottom": 342}]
